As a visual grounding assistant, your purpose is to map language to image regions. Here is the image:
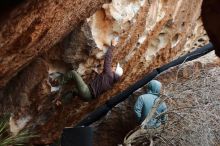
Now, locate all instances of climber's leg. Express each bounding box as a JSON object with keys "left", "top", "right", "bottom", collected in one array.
[
  {"left": 61, "top": 89, "right": 77, "bottom": 104},
  {"left": 63, "top": 70, "right": 93, "bottom": 101}
]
